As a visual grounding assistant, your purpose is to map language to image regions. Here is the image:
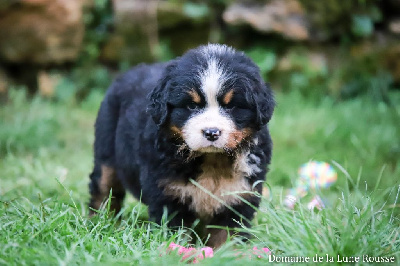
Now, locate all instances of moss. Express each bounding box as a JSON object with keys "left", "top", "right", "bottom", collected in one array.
[{"left": 299, "top": 0, "right": 381, "bottom": 40}]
